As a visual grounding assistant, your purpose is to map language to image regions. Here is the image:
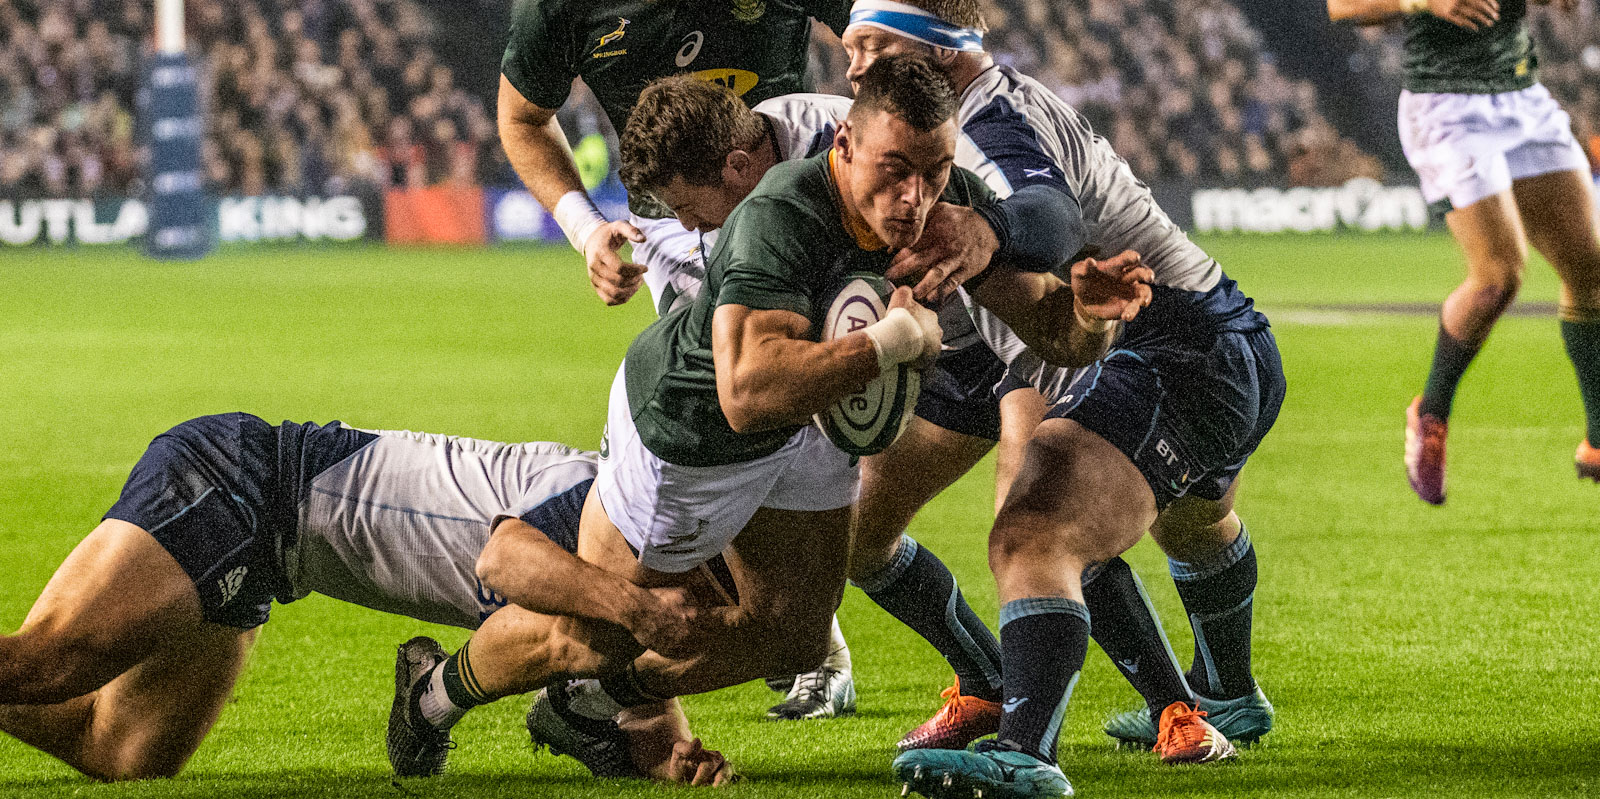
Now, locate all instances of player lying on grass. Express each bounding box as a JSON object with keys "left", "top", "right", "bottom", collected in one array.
[
  {"left": 618, "top": 70, "right": 1243, "bottom": 758},
  {"left": 386, "top": 54, "right": 1133, "bottom": 777},
  {"left": 1327, "top": 0, "right": 1600, "bottom": 502},
  {"left": 0, "top": 412, "right": 729, "bottom": 785},
  {"left": 857, "top": 5, "right": 1286, "bottom": 797}
]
